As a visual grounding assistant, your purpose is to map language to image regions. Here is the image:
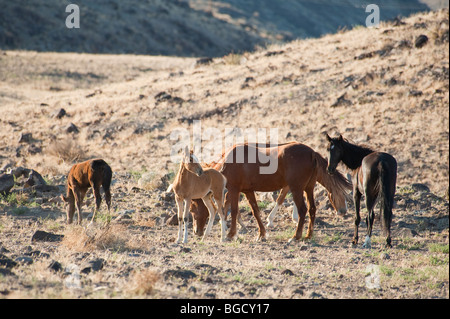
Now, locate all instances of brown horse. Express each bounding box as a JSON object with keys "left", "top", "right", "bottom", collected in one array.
[
  {"left": 172, "top": 147, "right": 227, "bottom": 243},
  {"left": 210, "top": 142, "right": 351, "bottom": 242},
  {"left": 326, "top": 134, "right": 397, "bottom": 248},
  {"left": 61, "top": 159, "right": 112, "bottom": 224}
]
